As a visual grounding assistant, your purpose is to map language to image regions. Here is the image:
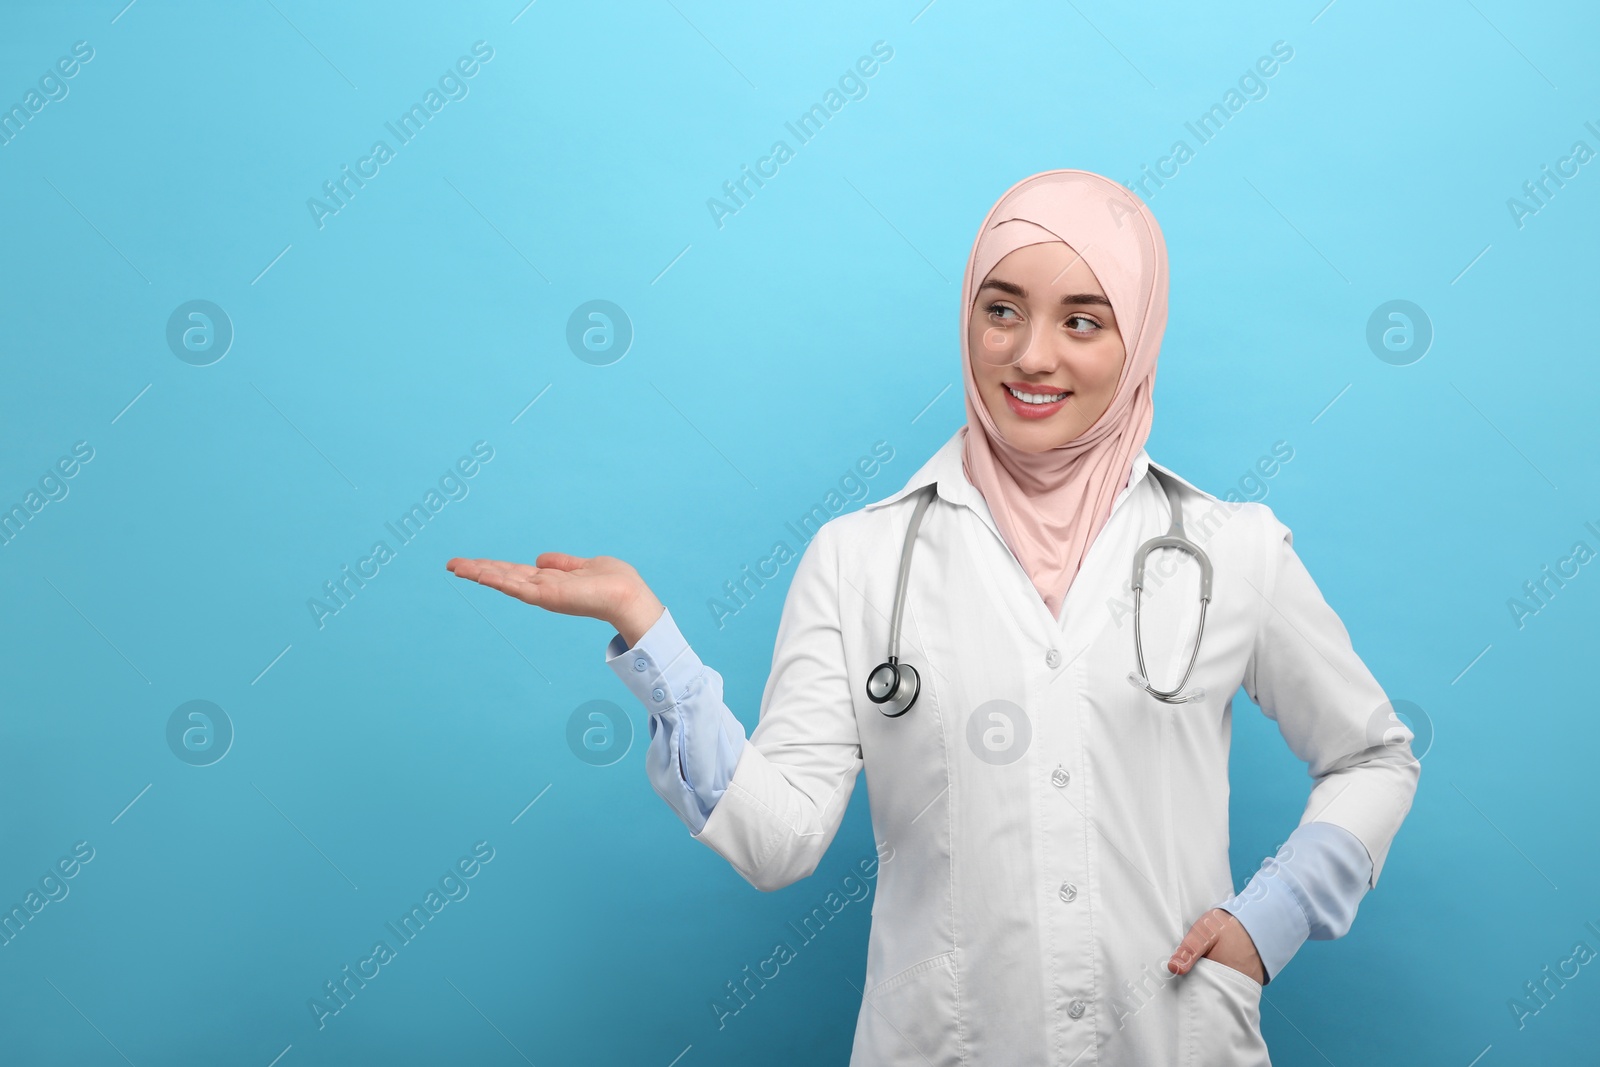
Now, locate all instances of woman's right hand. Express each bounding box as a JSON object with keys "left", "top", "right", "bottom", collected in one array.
[{"left": 446, "top": 553, "right": 665, "bottom": 647}]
